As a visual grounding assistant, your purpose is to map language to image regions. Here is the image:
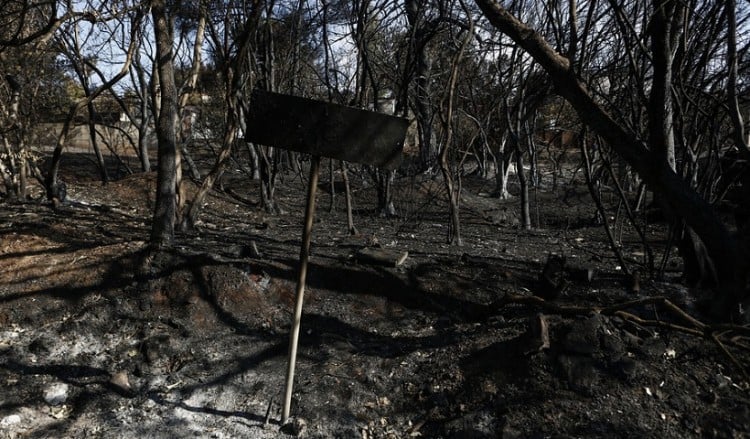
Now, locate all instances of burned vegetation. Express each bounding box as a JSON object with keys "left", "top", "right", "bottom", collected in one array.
[
  {"left": 2, "top": 0, "right": 750, "bottom": 438},
  {"left": 2, "top": 147, "right": 749, "bottom": 438}
]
